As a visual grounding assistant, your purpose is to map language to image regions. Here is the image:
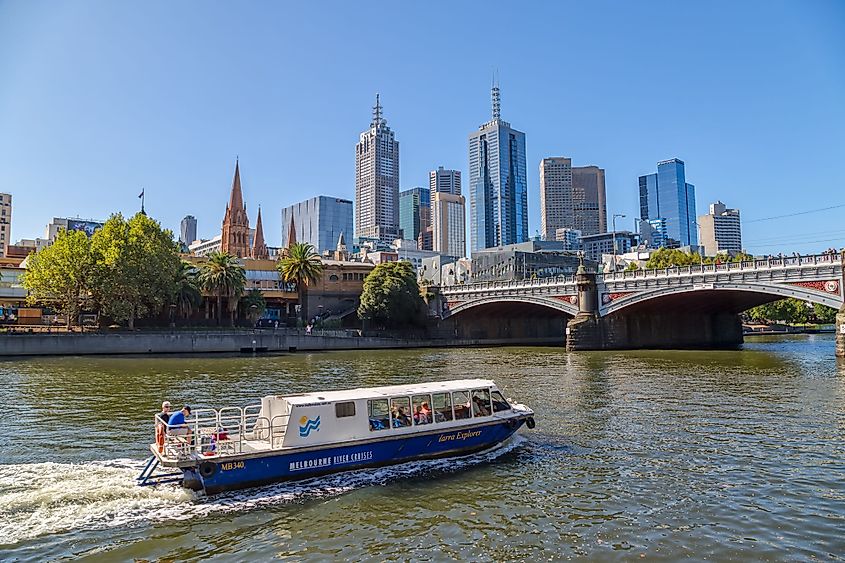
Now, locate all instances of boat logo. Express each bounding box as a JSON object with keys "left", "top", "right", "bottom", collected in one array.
[{"left": 299, "top": 415, "right": 321, "bottom": 437}]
